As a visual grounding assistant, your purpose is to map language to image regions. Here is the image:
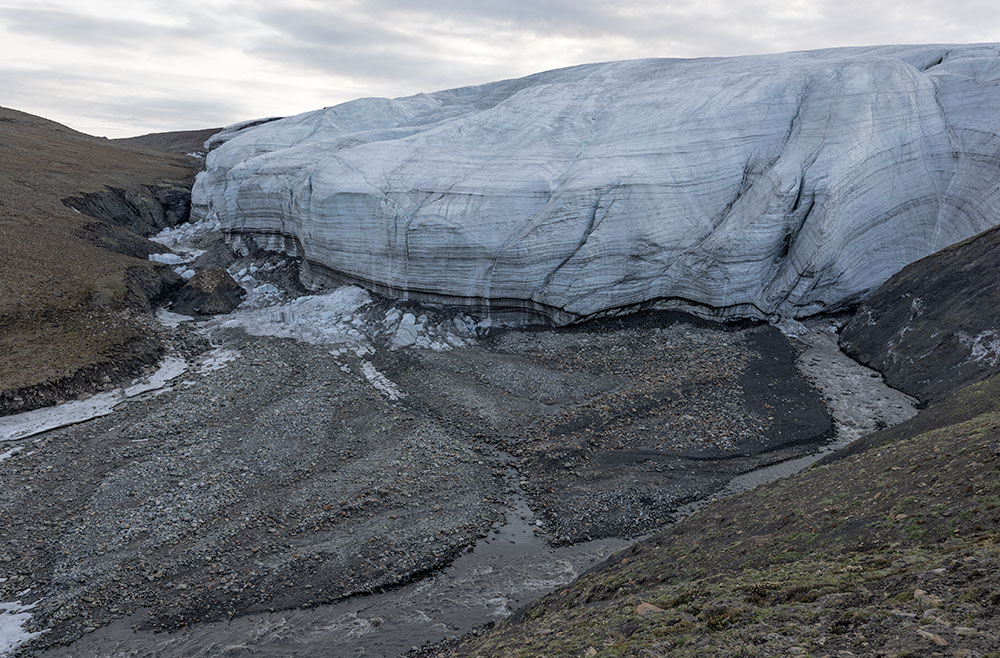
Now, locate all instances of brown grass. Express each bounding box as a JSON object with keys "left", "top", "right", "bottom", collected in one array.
[{"left": 0, "top": 106, "right": 201, "bottom": 411}]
